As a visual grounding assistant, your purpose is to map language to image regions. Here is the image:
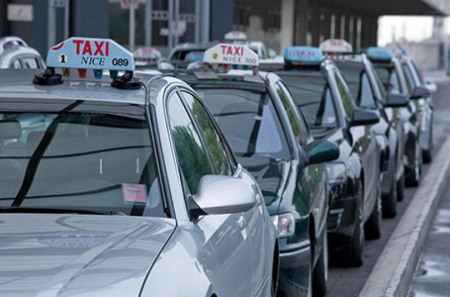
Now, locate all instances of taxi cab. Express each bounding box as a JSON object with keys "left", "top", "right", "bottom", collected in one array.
[
  {"left": 179, "top": 43, "right": 339, "bottom": 297},
  {"left": 367, "top": 47, "right": 424, "bottom": 186},
  {"left": 260, "top": 46, "right": 382, "bottom": 267},
  {"left": 0, "top": 38, "right": 278, "bottom": 297},
  {"left": 321, "top": 39, "right": 409, "bottom": 218},
  {"left": 0, "top": 36, "right": 45, "bottom": 69}
]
